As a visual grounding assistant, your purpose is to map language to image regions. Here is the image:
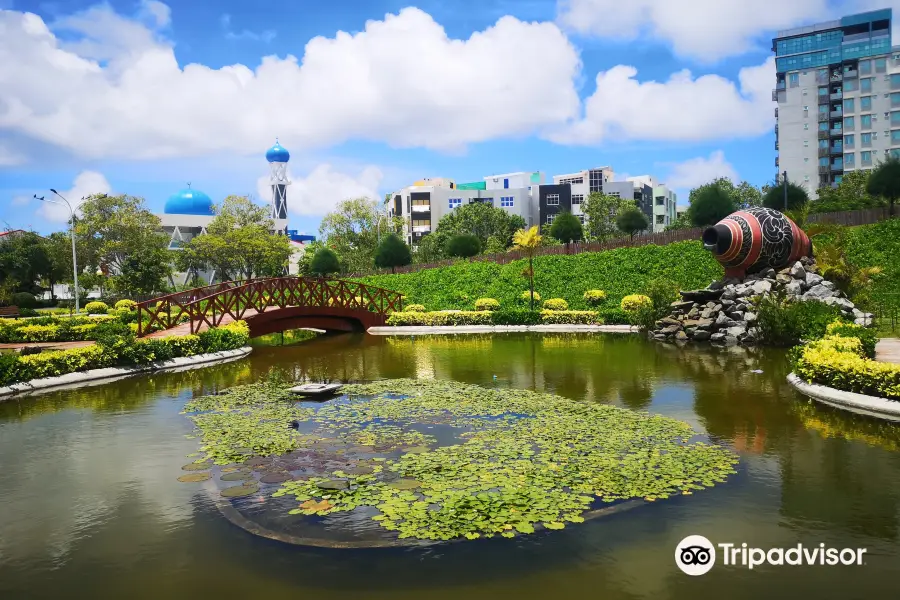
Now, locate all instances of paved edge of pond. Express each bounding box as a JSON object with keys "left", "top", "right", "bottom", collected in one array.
[
  {"left": 787, "top": 373, "right": 900, "bottom": 422},
  {"left": 0, "top": 347, "right": 253, "bottom": 400},
  {"left": 367, "top": 324, "right": 639, "bottom": 335}
]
